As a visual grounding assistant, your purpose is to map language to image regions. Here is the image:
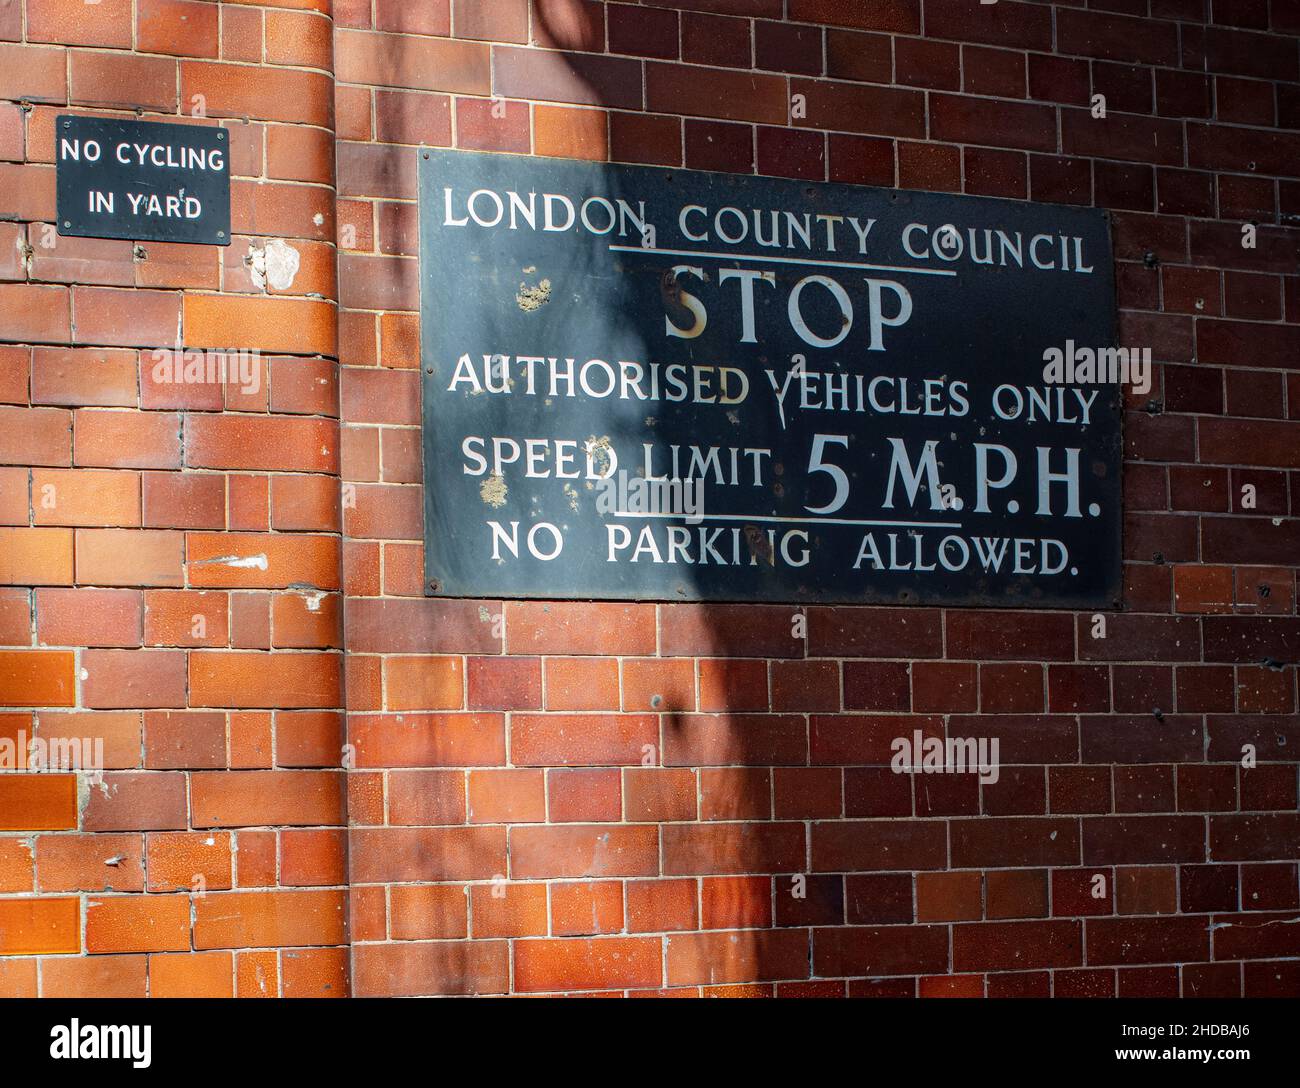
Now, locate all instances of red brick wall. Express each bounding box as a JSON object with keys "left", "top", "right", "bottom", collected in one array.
[
  {"left": 2, "top": 0, "right": 1299, "bottom": 998},
  {"left": 0, "top": 0, "right": 347, "bottom": 997}
]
